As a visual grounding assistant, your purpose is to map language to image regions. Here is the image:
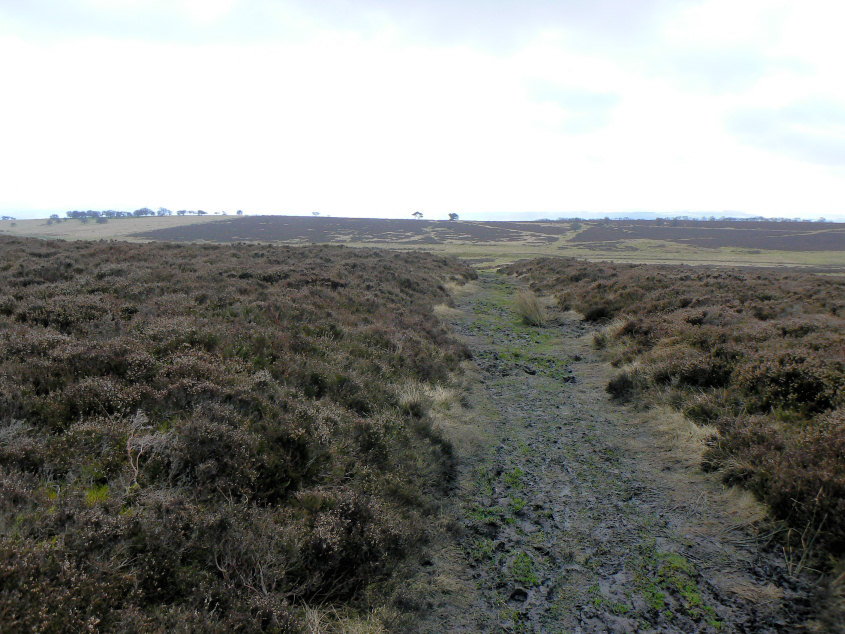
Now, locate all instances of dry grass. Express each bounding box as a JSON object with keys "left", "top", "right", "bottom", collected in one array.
[
  {"left": 433, "top": 303, "right": 464, "bottom": 320},
  {"left": 641, "top": 405, "right": 718, "bottom": 467},
  {"left": 710, "top": 573, "right": 784, "bottom": 603},
  {"left": 303, "top": 605, "right": 390, "bottom": 634},
  {"left": 0, "top": 215, "right": 228, "bottom": 241},
  {"left": 514, "top": 290, "right": 546, "bottom": 326},
  {"left": 443, "top": 279, "right": 480, "bottom": 297},
  {"left": 591, "top": 316, "right": 629, "bottom": 349},
  {"left": 303, "top": 606, "right": 387, "bottom": 634},
  {"left": 396, "top": 381, "right": 461, "bottom": 418}
]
